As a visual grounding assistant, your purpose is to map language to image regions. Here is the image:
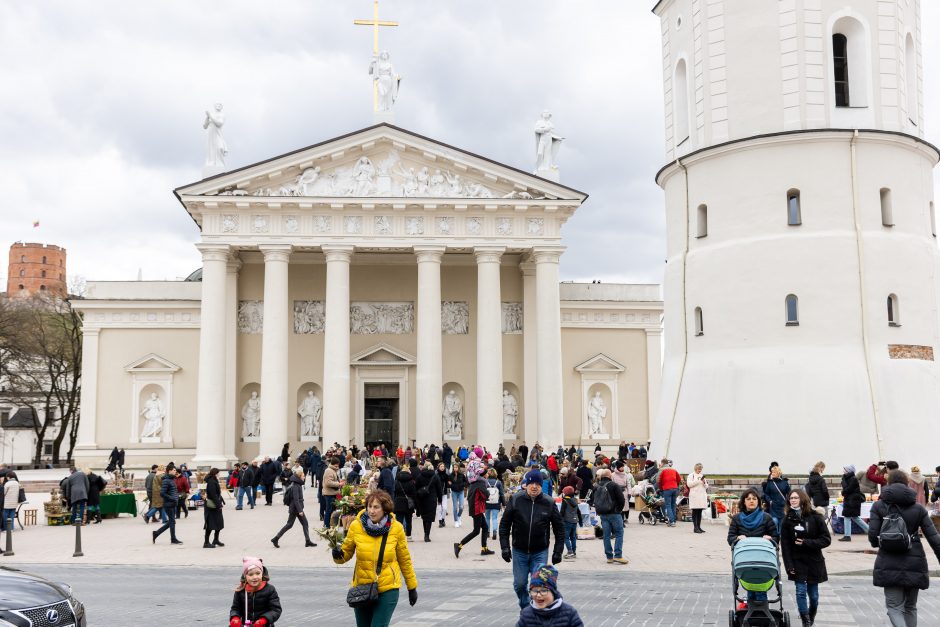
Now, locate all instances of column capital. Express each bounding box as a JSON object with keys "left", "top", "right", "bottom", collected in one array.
[
  {"left": 414, "top": 245, "right": 446, "bottom": 263},
  {"left": 195, "top": 243, "right": 231, "bottom": 263},
  {"left": 321, "top": 244, "right": 355, "bottom": 263},
  {"left": 226, "top": 252, "right": 242, "bottom": 274},
  {"left": 258, "top": 244, "right": 293, "bottom": 263},
  {"left": 530, "top": 245, "right": 565, "bottom": 264},
  {"left": 474, "top": 245, "right": 506, "bottom": 264},
  {"left": 82, "top": 327, "right": 101, "bottom": 338},
  {"left": 519, "top": 261, "right": 536, "bottom": 276}
]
